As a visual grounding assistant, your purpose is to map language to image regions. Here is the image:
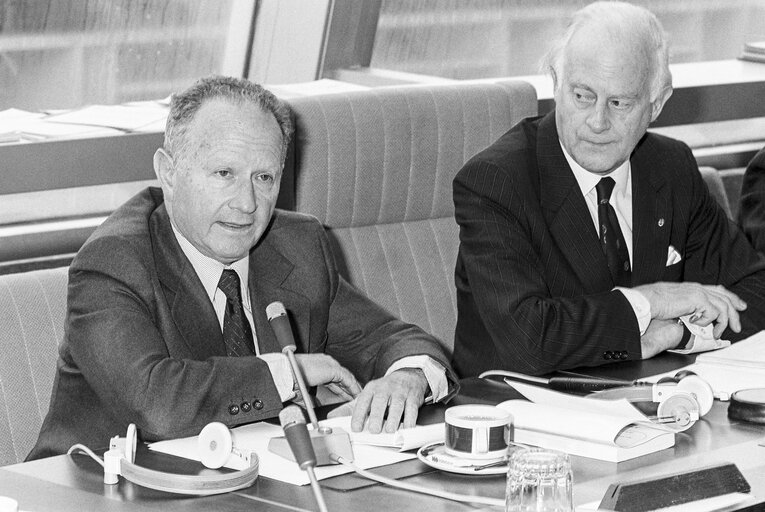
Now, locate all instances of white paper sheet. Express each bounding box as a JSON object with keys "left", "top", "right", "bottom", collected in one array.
[
  {"left": 504, "top": 380, "right": 651, "bottom": 423},
  {"left": 149, "top": 416, "right": 431, "bottom": 486}
]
